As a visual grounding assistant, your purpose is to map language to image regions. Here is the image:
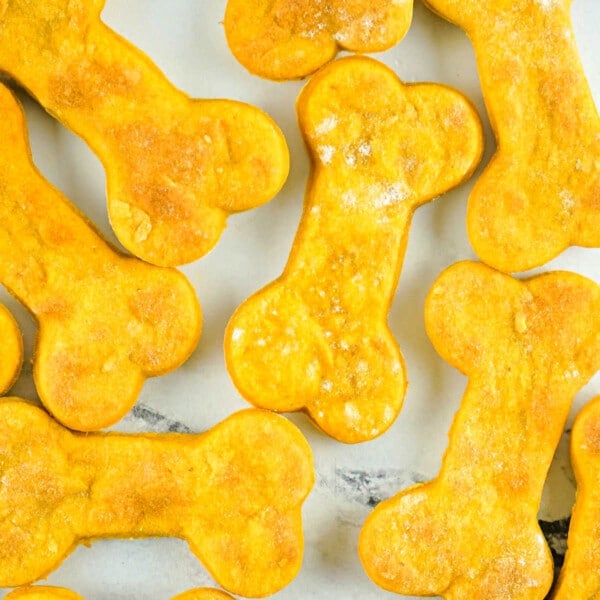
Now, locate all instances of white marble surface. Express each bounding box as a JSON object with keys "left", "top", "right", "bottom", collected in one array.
[{"left": 1, "top": 0, "right": 599, "bottom": 598}]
